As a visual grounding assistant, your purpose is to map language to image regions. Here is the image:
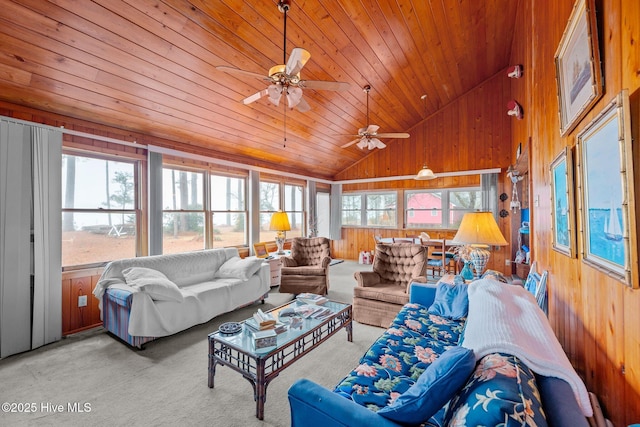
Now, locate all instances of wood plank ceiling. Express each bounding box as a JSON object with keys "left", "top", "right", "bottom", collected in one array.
[{"left": 0, "top": 0, "right": 517, "bottom": 180}]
